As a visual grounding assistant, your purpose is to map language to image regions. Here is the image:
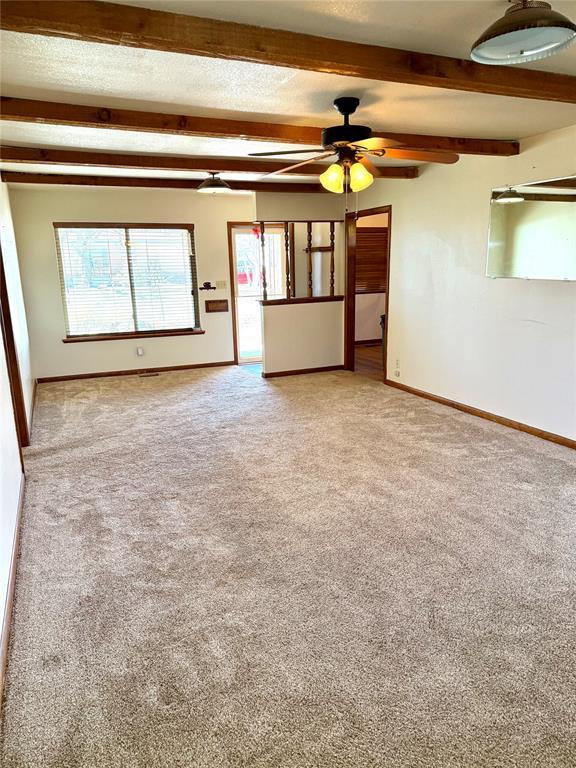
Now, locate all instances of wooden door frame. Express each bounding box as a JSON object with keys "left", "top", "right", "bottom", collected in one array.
[
  {"left": 0, "top": 245, "right": 29, "bottom": 457},
  {"left": 344, "top": 205, "right": 392, "bottom": 379},
  {"left": 227, "top": 221, "right": 252, "bottom": 365}
]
